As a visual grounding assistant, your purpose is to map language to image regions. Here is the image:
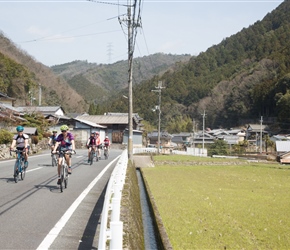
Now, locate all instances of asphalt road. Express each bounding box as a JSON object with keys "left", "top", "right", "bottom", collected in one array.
[{"left": 0, "top": 148, "right": 123, "bottom": 249}]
